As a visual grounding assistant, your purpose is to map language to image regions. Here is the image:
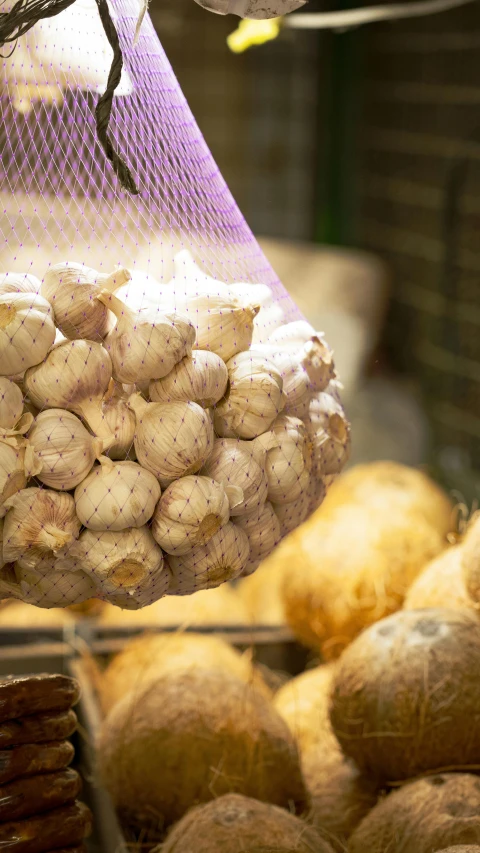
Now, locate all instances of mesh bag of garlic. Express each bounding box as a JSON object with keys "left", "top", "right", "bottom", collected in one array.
[{"left": 0, "top": 0, "right": 349, "bottom": 610}]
